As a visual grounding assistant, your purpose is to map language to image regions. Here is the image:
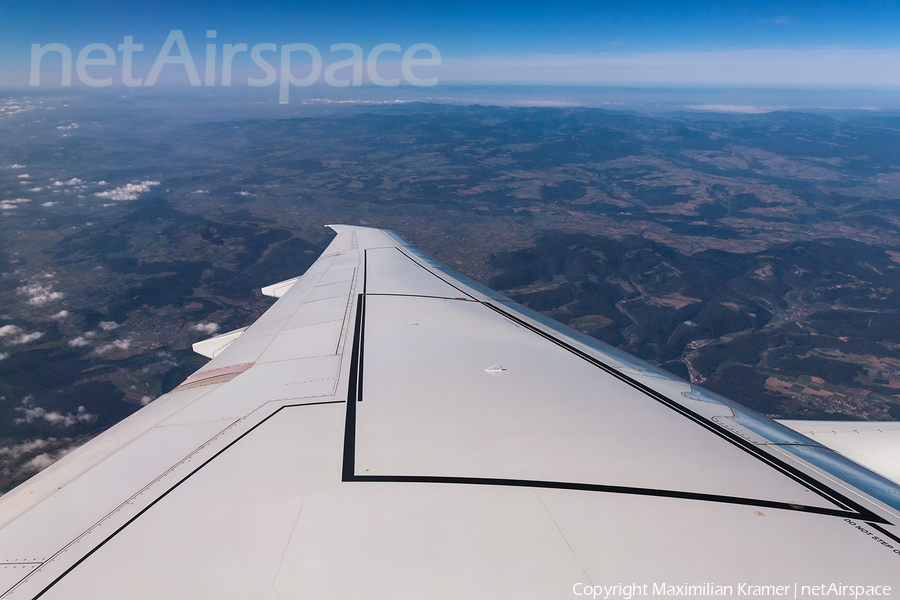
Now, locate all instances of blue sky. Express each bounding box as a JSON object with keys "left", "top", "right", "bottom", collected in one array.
[{"left": 1, "top": 0, "right": 899, "bottom": 90}]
